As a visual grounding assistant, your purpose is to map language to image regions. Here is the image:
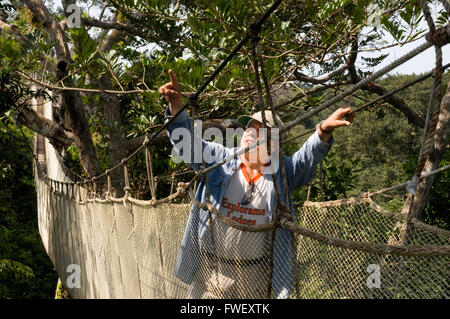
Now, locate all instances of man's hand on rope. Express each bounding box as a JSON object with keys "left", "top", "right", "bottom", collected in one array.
[
  {"left": 318, "top": 107, "right": 356, "bottom": 143},
  {"left": 159, "top": 69, "right": 183, "bottom": 115}
]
